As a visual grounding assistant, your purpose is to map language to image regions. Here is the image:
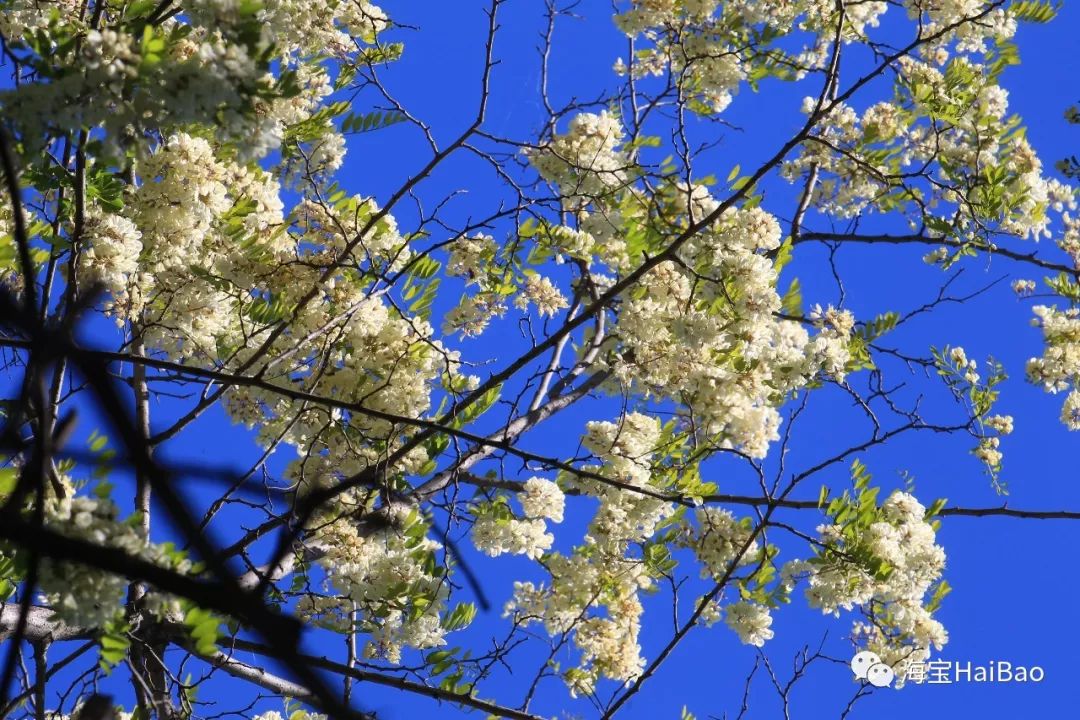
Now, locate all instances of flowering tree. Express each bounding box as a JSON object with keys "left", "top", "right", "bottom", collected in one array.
[{"left": 0, "top": 0, "right": 1077, "bottom": 718}]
